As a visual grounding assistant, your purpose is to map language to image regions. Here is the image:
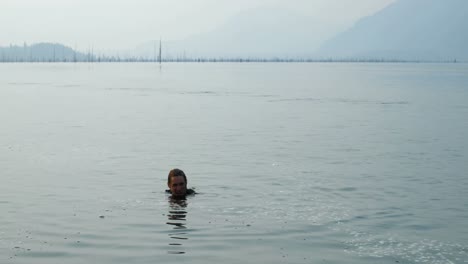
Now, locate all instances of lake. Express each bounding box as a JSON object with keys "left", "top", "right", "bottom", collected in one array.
[{"left": 1, "top": 62, "right": 467, "bottom": 264}]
